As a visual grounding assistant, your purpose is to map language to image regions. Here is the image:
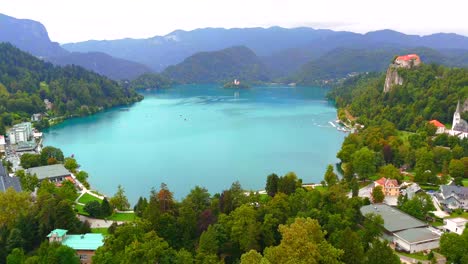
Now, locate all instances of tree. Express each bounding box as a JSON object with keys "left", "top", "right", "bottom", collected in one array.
[
  {"left": 449, "top": 159, "right": 465, "bottom": 180},
  {"left": 352, "top": 147, "right": 376, "bottom": 179},
  {"left": 7, "top": 228, "right": 25, "bottom": 252},
  {"left": 378, "top": 164, "right": 402, "bottom": 182},
  {"left": 324, "top": 165, "right": 339, "bottom": 186},
  {"left": 110, "top": 185, "right": 130, "bottom": 211},
  {"left": 0, "top": 188, "right": 32, "bottom": 227},
  {"left": 263, "top": 218, "right": 343, "bottom": 264},
  {"left": 16, "top": 170, "right": 39, "bottom": 192},
  {"left": 134, "top": 197, "right": 148, "bottom": 217},
  {"left": 230, "top": 205, "right": 261, "bottom": 252},
  {"left": 334, "top": 228, "right": 364, "bottom": 264},
  {"left": 100, "top": 198, "right": 113, "bottom": 217},
  {"left": 40, "top": 146, "right": 64, "bottom": 165},
  {"left": 84, "top": 201, "right": 102, "bottom": 218},
  {"left": 399, "top": 193, "right": 436, "bottom": 220},
  {"left": 371, "top": 186, "right": 384, "bottom": 203},
  {"left": 365, "top": 239, "right": 400, "bottom": 264},
  {"left": 19, "top": 153, "right": 41, "bottom": 169},
  {"left": 361, "top": 214, "right": 383, "bottom": 250},
  {"left": 64, "top": 158, "right": 79, "bottom": 172},
  {"left": 75, "top": 171, "right": 90, "bottom": 188},
  {"left": 240, "top": 250, "right": 265, "bottom": 264},
  {"left": 277, "top": 172, "right": 301, "bottom": 195},
  {"left": 440, "top": 230, "right": 468, "bottom": 264},
  {"left": 265, "top": 173, "right": 279, "bottom": 197},
  {"left": 6, "top": 248, "right": 26, "bottom": 264},
  {"left": 198, "top": 225, "right": 219, "bottom": 255}
]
